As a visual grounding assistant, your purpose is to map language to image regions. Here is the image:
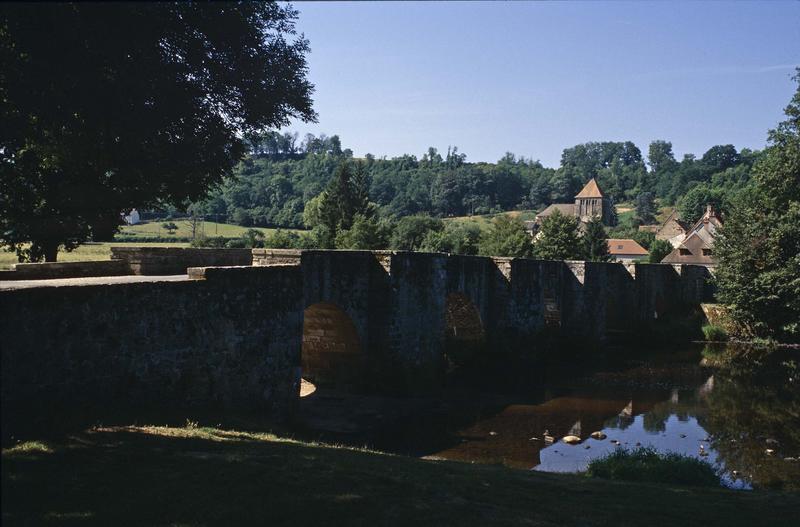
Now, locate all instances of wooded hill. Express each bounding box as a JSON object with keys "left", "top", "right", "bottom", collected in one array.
[{"left": 185, "top": 132, "right": 760, "bottom": 229}]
